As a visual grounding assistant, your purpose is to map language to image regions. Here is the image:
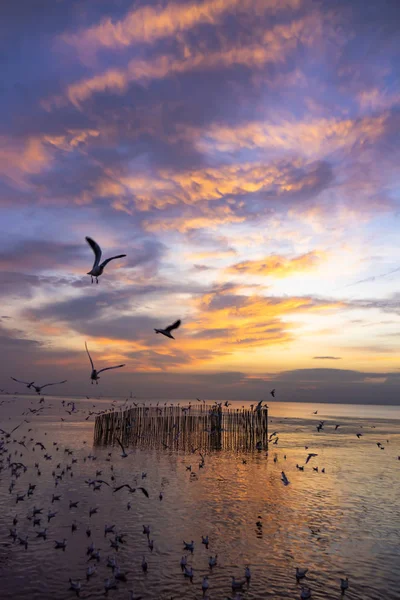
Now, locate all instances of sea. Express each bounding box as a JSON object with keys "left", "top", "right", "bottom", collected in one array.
[{"left": 1, "top": 394, "right": 399, "bottom": 600}]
